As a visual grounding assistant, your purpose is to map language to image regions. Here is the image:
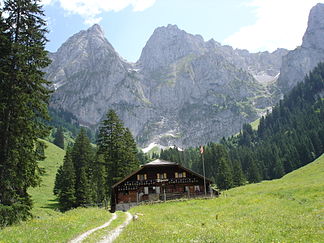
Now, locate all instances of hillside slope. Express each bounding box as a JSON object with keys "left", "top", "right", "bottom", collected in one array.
[
  {"left": 0, "top": 141, "right": 113, "bottom": 243},
  {"left": 28, "top": 140, "right": 65, "bottom": 217},
  {"left": 117, "top": 154, "right": 324, "bottom": 242}
]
